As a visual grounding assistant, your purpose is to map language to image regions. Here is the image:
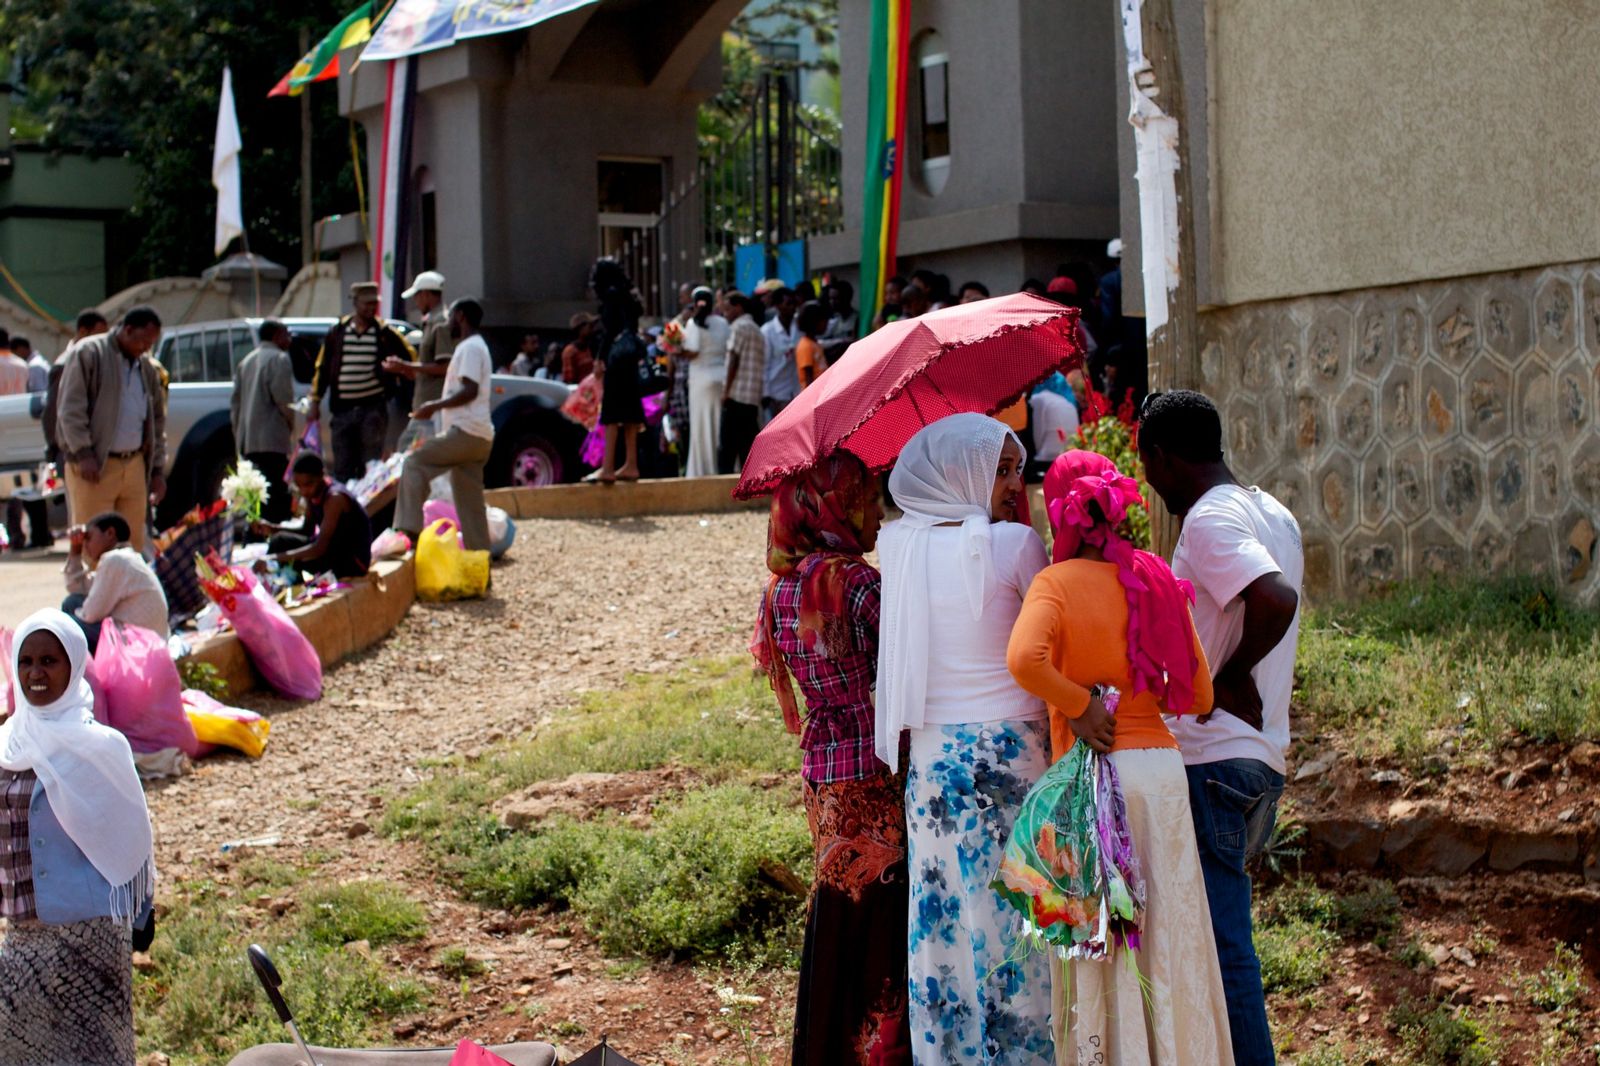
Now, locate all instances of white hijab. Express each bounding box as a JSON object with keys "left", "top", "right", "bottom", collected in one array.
[
  {"left": 0, "top": 609, "right": 155, "bottom": 923},
  {"left": 875, "top": 414, "right": 1020, "bottom": 772}
]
